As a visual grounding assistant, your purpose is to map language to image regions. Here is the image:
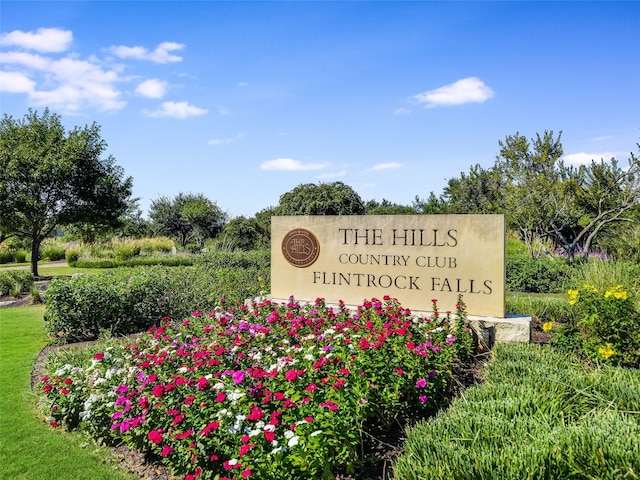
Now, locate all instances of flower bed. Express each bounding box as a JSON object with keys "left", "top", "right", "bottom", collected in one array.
[{"left": 40, "top": 295, "right": 473, "bottom": 480}]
